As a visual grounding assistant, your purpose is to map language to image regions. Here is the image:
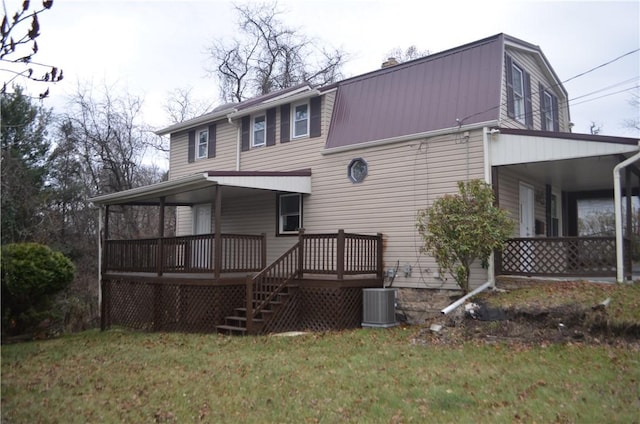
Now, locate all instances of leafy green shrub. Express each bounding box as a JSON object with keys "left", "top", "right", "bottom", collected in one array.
[
  {"left": 1, "top": 243, "right": 75, "bottom": 336},
  {"left": 416, "top": 180, "right": 514, "bottom": 293}
]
